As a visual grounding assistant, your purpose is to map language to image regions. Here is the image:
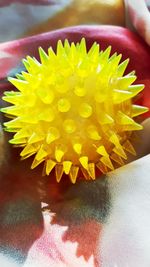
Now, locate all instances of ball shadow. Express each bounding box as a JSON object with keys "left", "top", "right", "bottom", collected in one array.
[
  {"left": 41, "top": 174, "right": 110, "bottom": 264},
  {"left": 0, "top": 110, "right": 44, "bottom": 265}
]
